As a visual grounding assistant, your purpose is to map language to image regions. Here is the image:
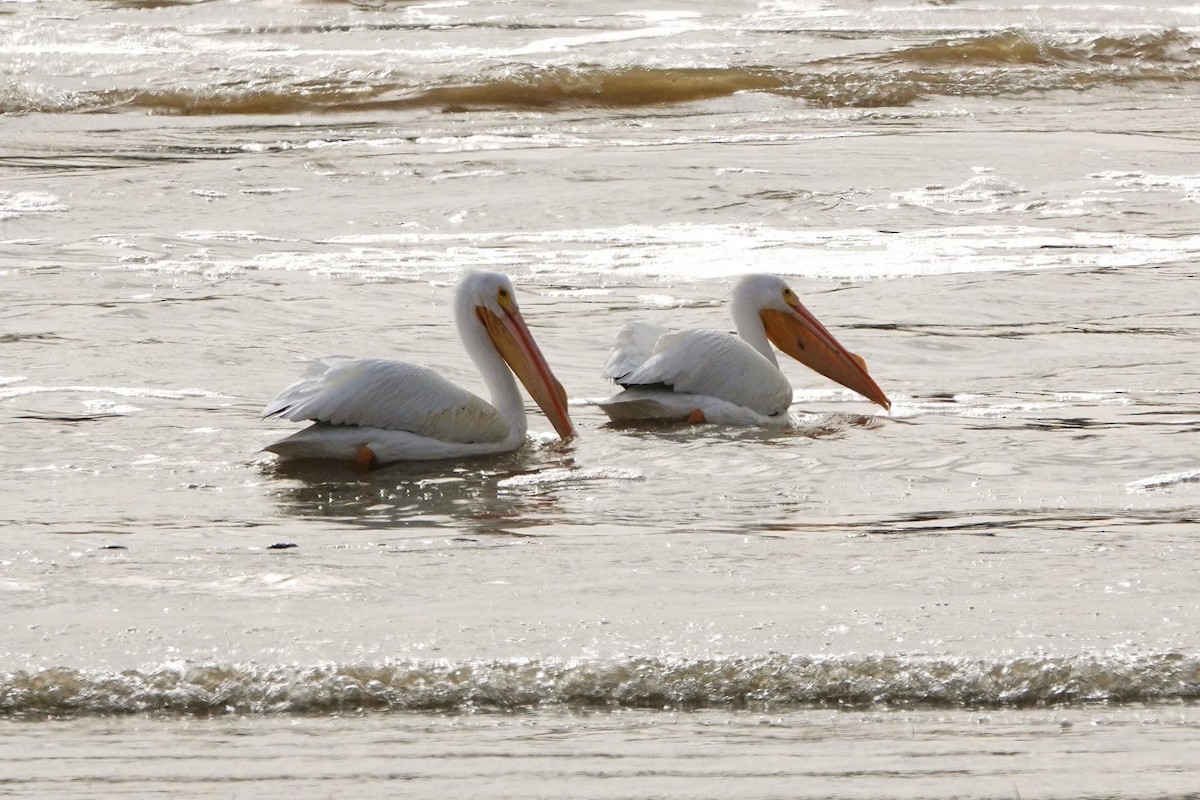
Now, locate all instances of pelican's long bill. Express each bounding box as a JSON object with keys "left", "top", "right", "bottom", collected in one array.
[
  {"left": 477, "top": 305, "right": 576, "bottom": 439},
  {"left": 761, "top": 303, "right": 891, "bottom": 410}
]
